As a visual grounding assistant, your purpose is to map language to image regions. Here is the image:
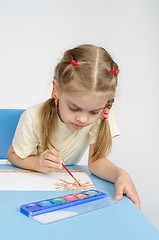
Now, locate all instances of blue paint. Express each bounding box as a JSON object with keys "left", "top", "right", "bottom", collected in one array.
[{"left": 38, "top": 201, "right": 54, "bottom": 207}]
